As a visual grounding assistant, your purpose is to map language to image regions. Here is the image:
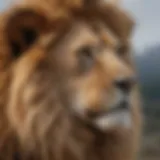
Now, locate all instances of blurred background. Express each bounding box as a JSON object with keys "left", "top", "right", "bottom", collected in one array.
[
  {"left": 0, "top": 0, "right": 160, "bottom": 160},
  {"left": 122, "top": 1, "right": 160, "bottom": 160}
]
